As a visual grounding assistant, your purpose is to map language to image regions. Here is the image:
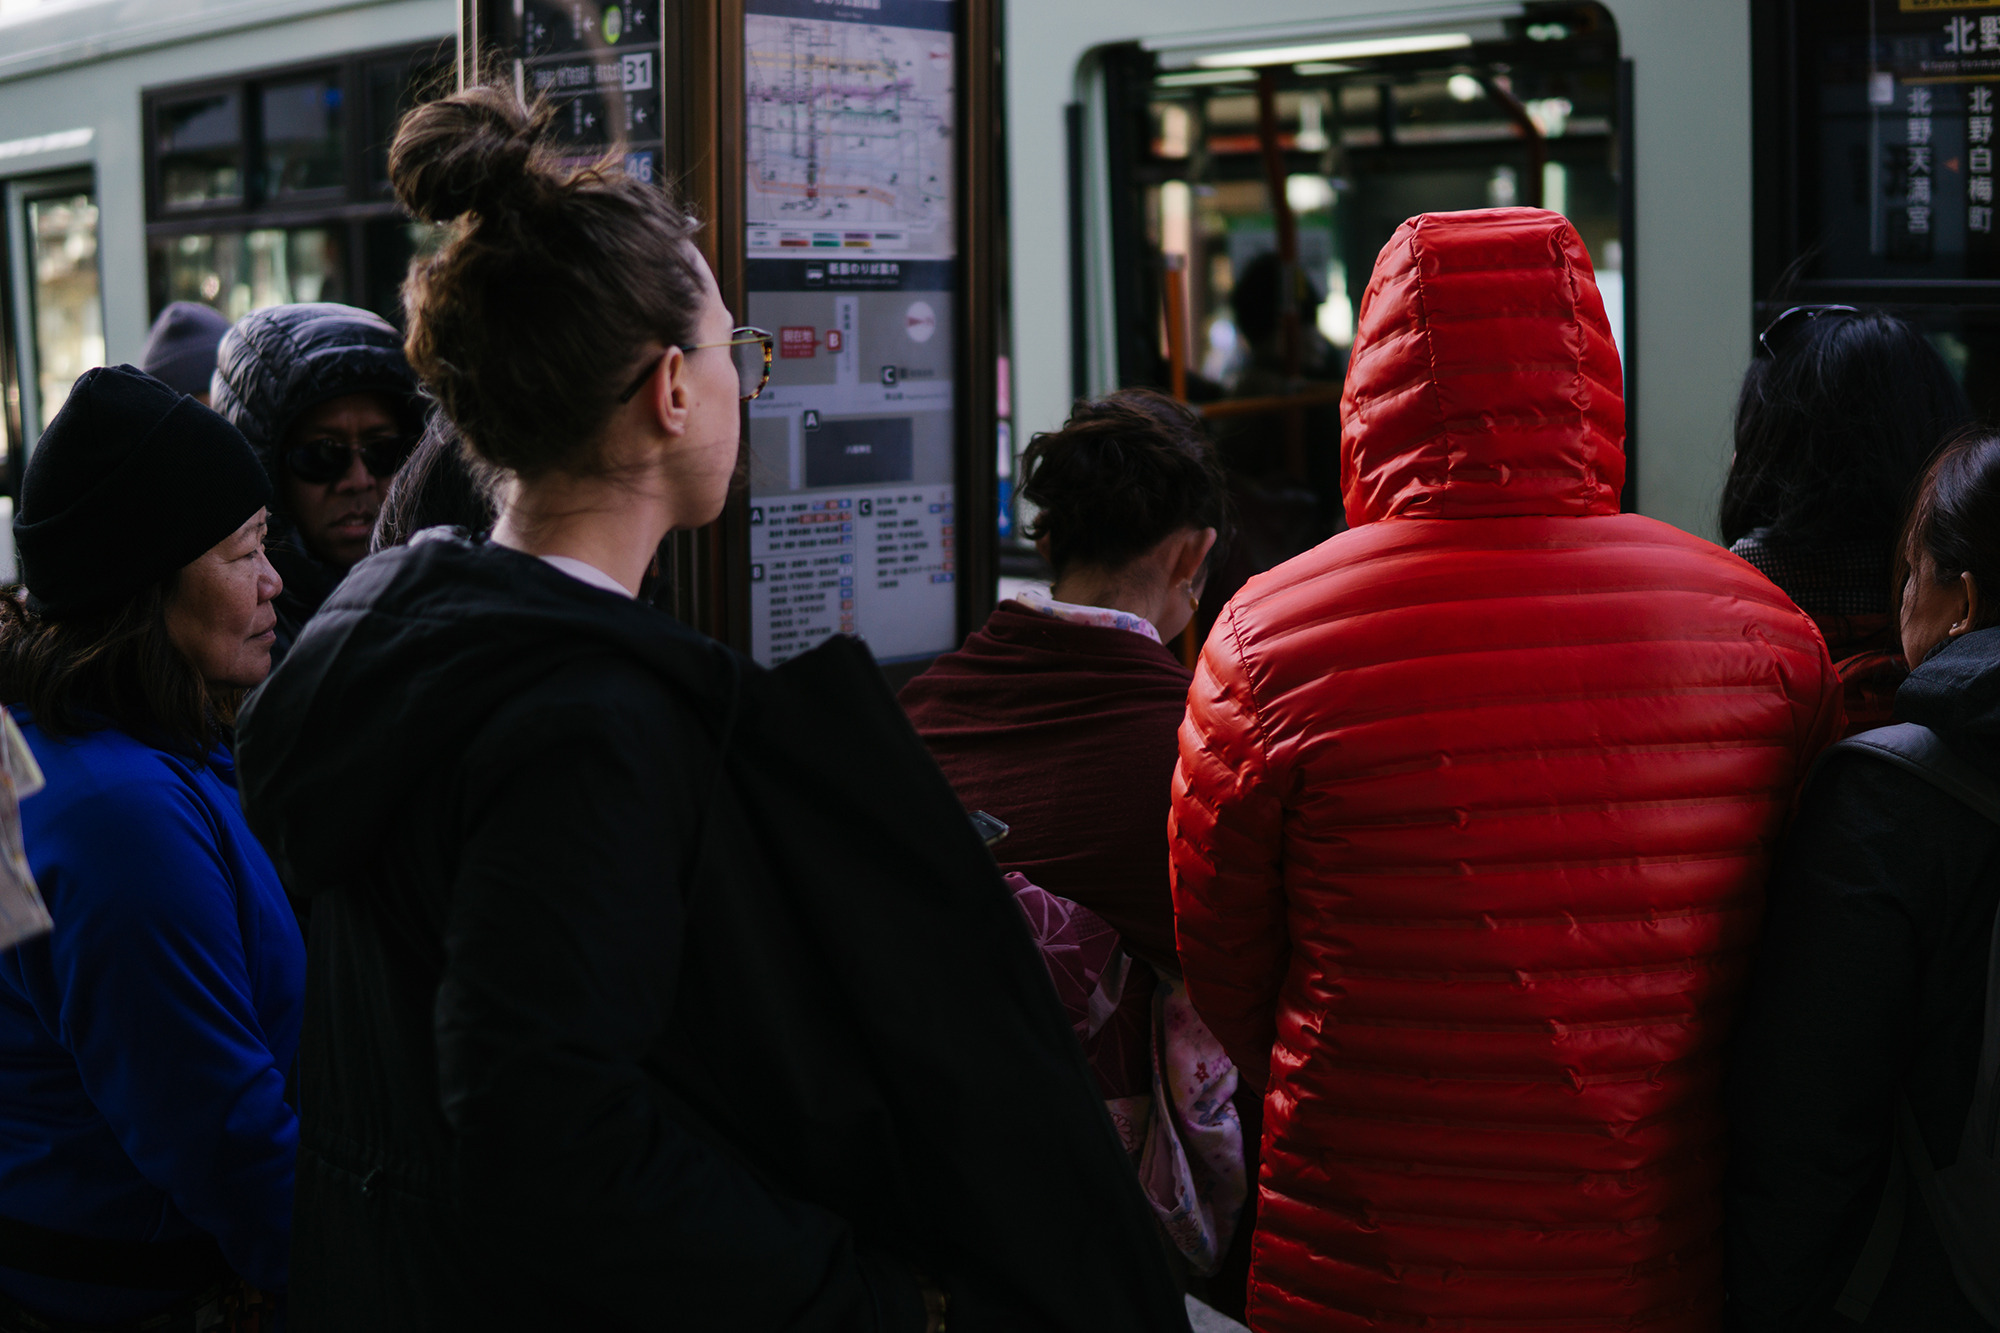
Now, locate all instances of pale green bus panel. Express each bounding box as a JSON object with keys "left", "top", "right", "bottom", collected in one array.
[{"left": 1011, "top": 0, "right": 1752, "bottom": 543}]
